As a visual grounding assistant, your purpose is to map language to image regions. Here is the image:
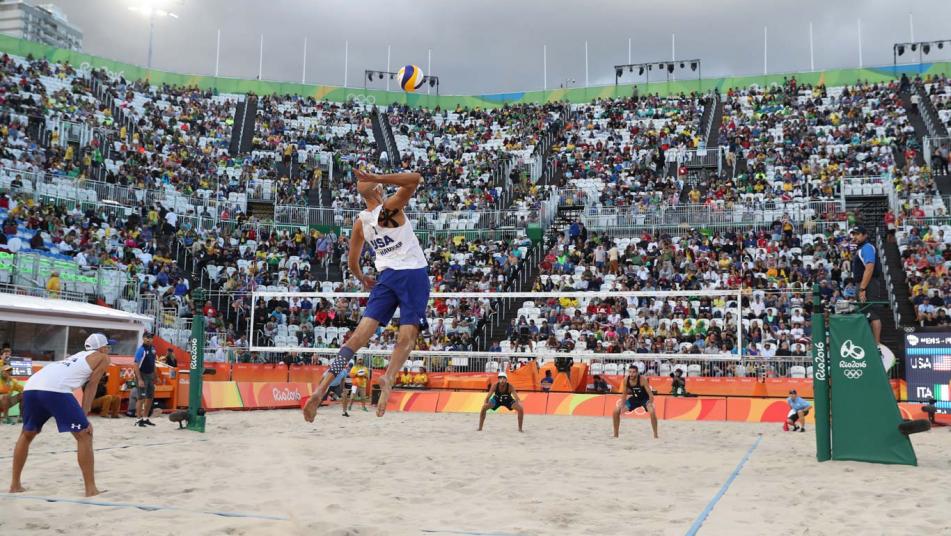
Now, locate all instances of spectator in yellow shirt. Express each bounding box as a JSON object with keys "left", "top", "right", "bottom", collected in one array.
[
  {"left": 345, "top": 357, "right": 370, "bottom": 414},
  {"left": 399, "top": 368, "right": 414, "bottom": 387},
  {"left": 46, "top": 271, "right": 62, "bottom": 299},
  {"left": 0, "top": 365, "right": 24, "bottom": 423},
  {"left": 412, "top": 367, "right": 429, "bottom": 388}
]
